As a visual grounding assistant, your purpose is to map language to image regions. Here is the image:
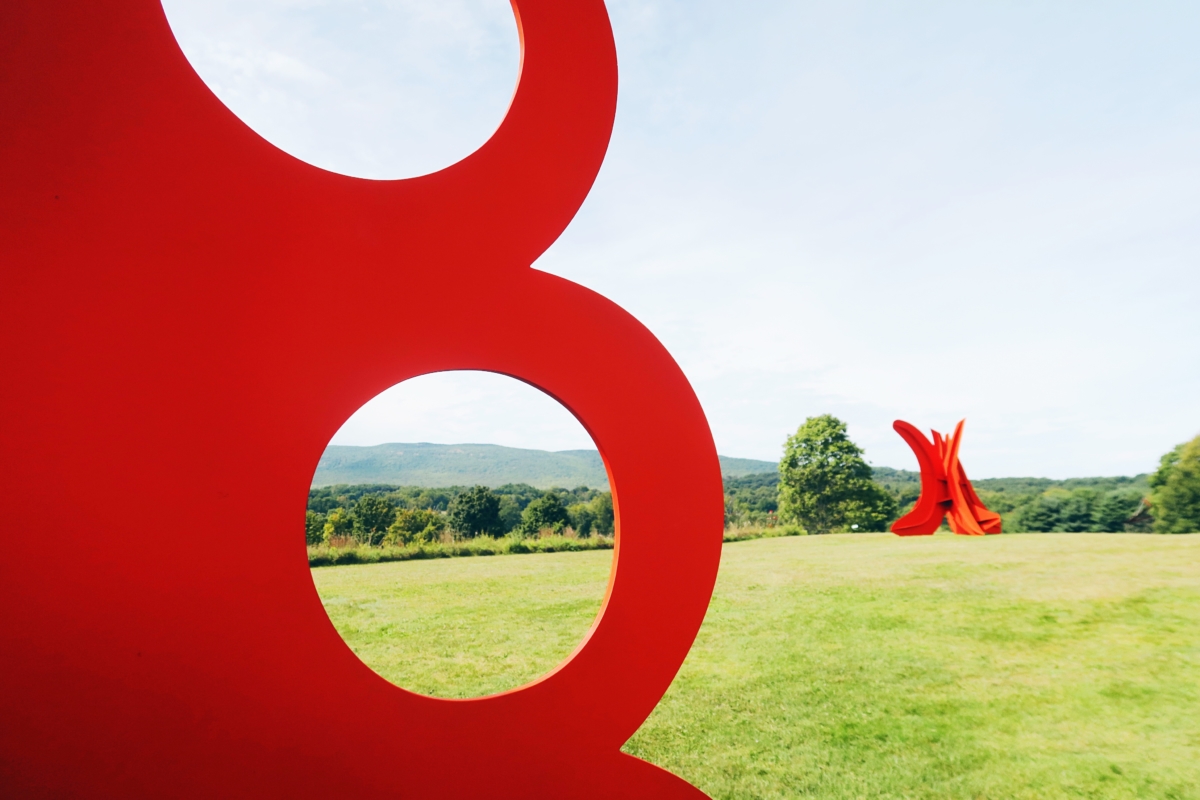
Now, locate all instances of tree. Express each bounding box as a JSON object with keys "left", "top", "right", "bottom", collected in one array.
[
  {"left": 567, "top": 492, "right": 614, "bottom": 536},
  {"left": 498, "top": 495, "right": 523, "bottom": 533},
  {"left": 567, "top": 502, "right": 595, "bottom": 535},
  {"left": 1151, "top": 435, "right": 1200, "bottom": 533},
  {"left": 778, "top": 414, "right": 898, "bottom": 534},
  {"left": 723, "top": 473, "right": 779, "bottom": 527},
  {"left": 354, "top": 494, "right": 396, "bottom": 545},
  {"left": 1011, "top": 492, "right": 1062, "bottom": 532},
  {"left": 322, "top": 507, "right": 355, "bottom": 542},
  {"left": 1056, "top": 488, "right": 1098, "bottom": 532},
  {"left": 304, "top": 511, "right": 326, "bottom": 545},
  {"left": 447, "top": 486, "right": 504, "bottom": 538},
  {"left": 1091, "top": 490, "right": 1142, "bottom": 532},
  {"left": 1007, "top": 486, "right": 1145, "bottom": 533},
  {"left": 520, "top": 491, "right": 571, "bottom": 536},
  {"left": 589, "top": 492, "right": 615, "bottom": 536},
  {"left": 386, "top": 509, "right": 445, "bottom": 545}
]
